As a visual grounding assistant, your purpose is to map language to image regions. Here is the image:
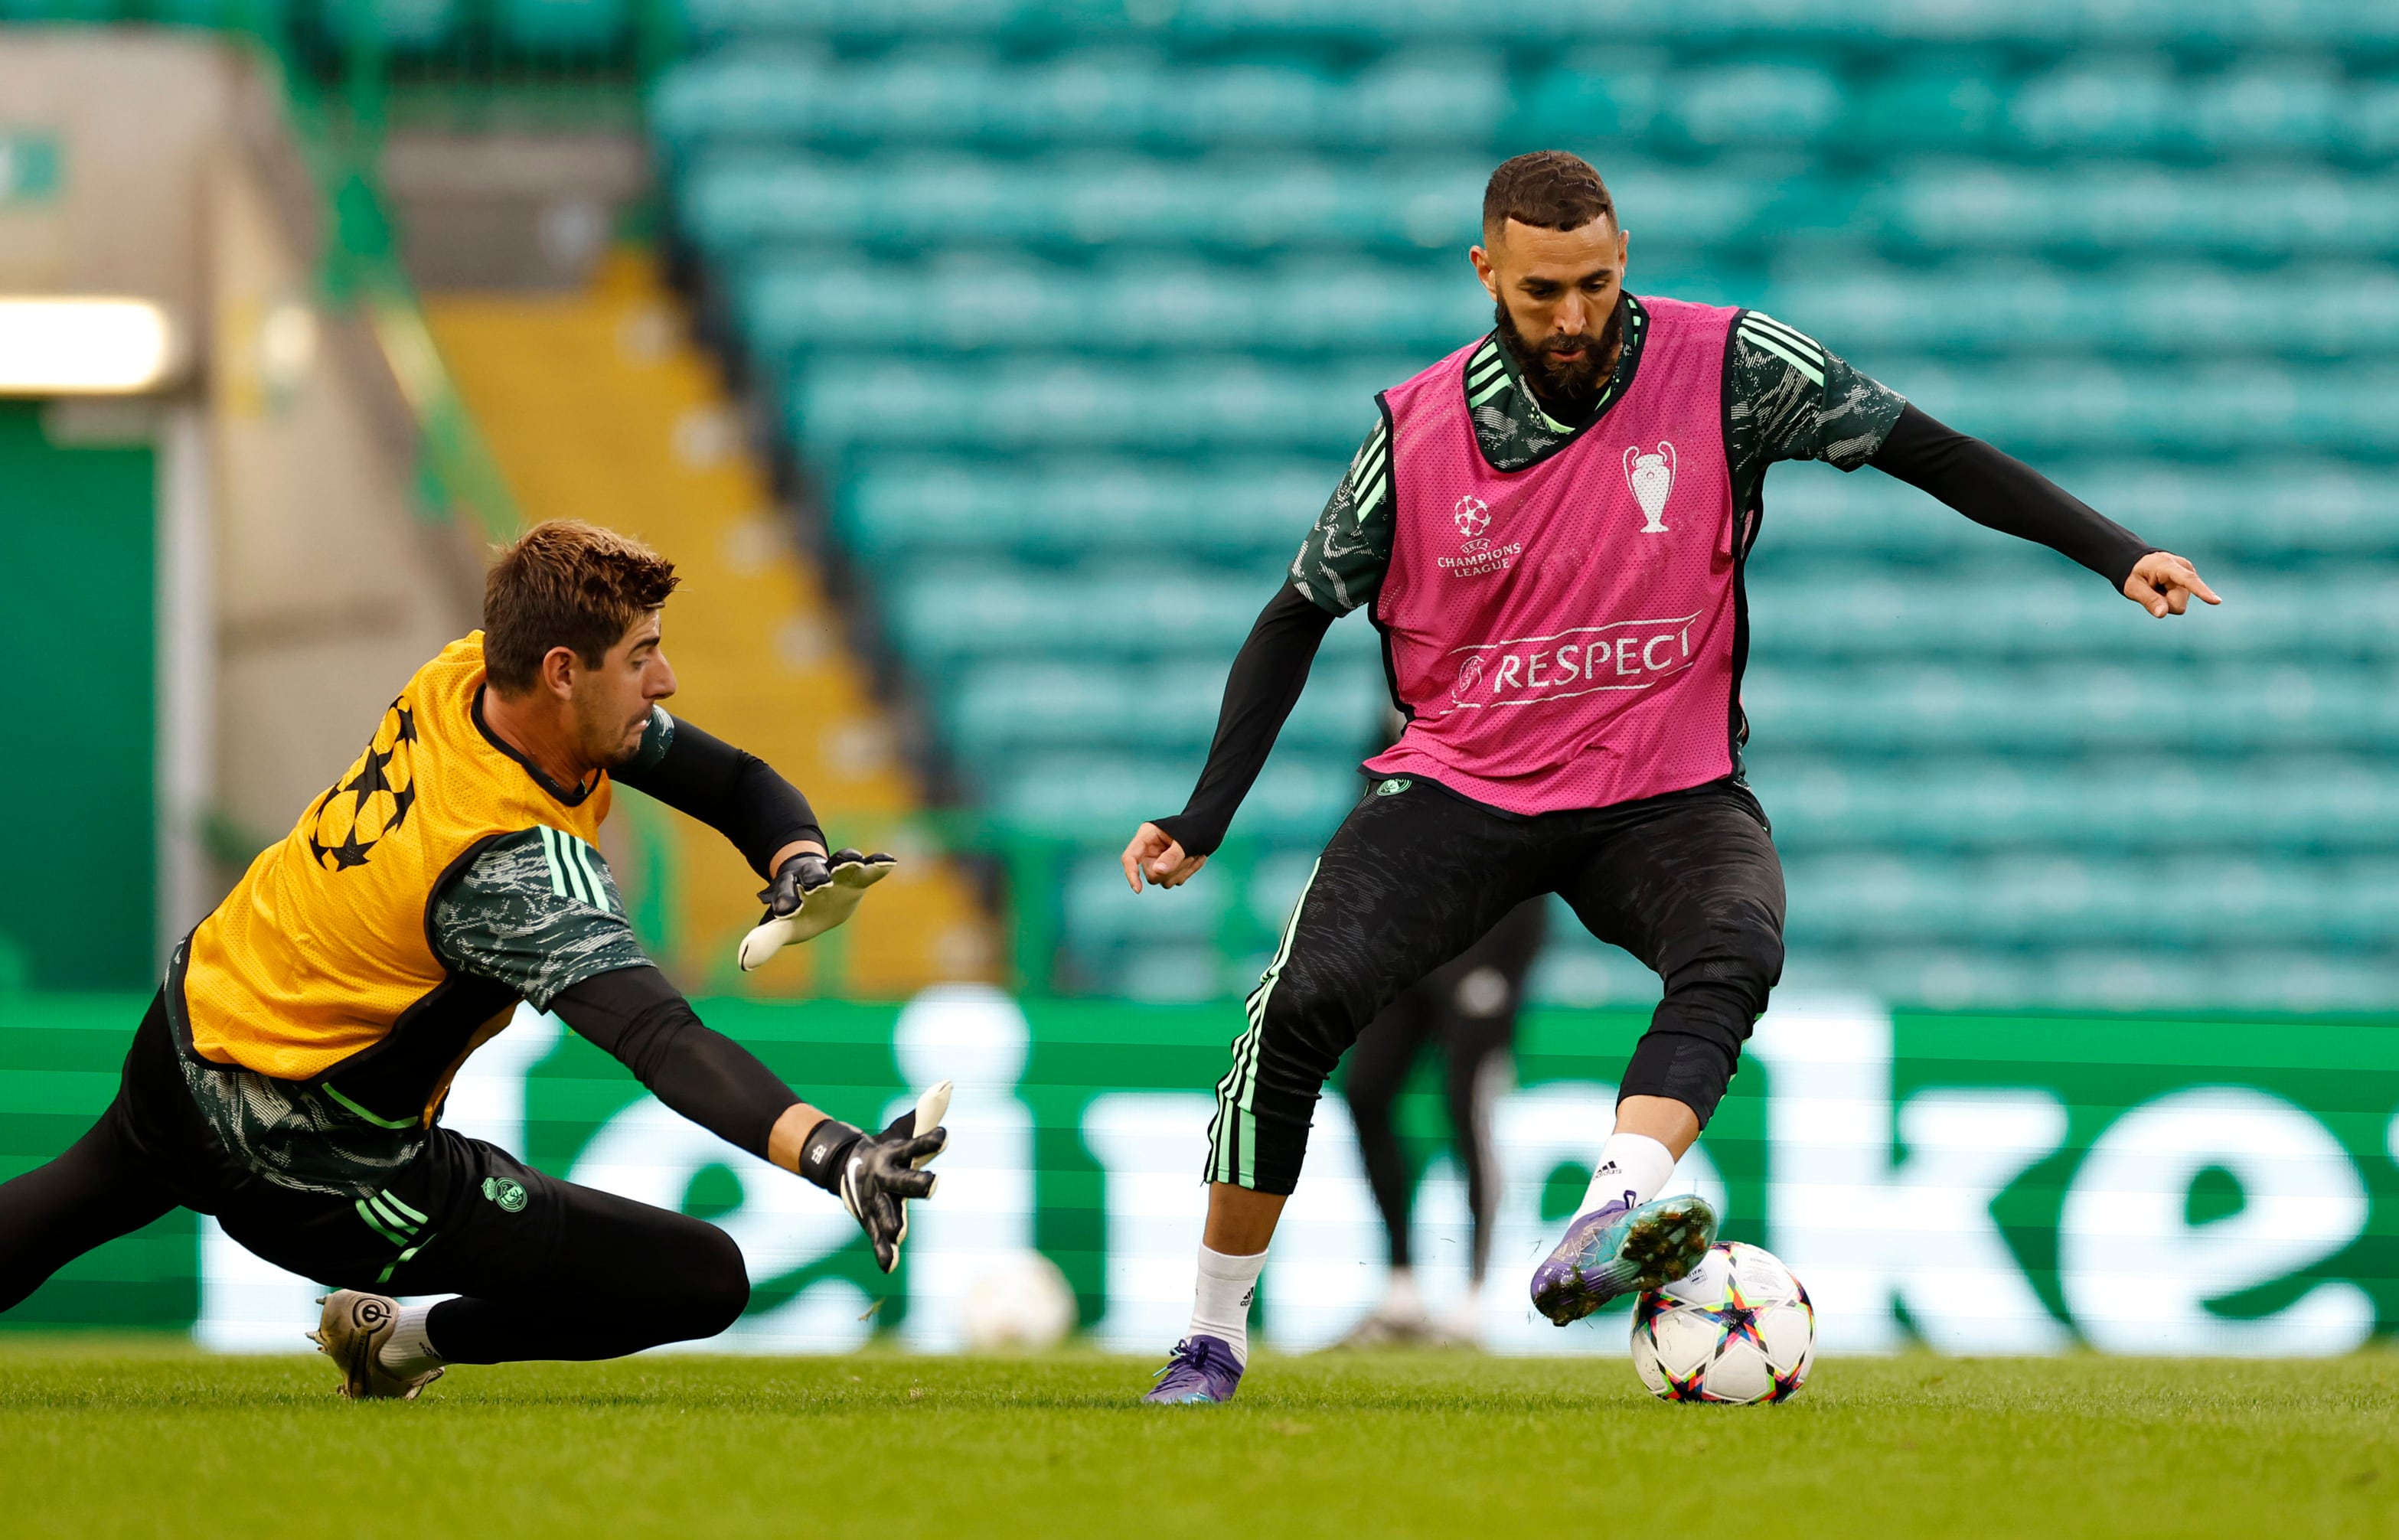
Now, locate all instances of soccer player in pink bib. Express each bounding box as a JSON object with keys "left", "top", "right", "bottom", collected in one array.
[{"left": 1124, "top": 152, "right": 2218, "bottom": 1405}]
